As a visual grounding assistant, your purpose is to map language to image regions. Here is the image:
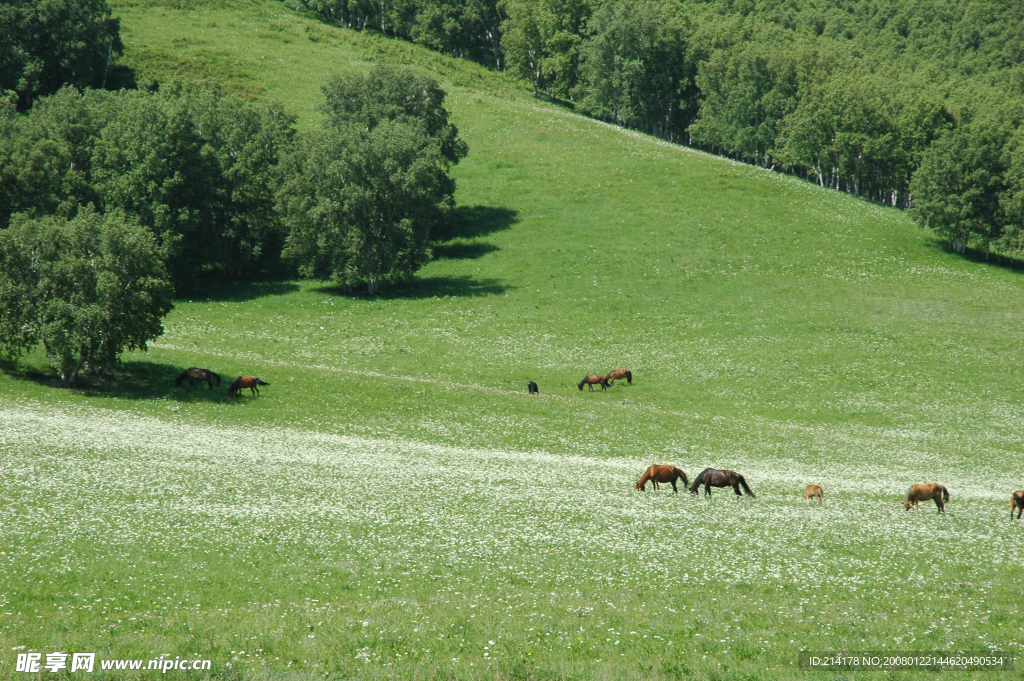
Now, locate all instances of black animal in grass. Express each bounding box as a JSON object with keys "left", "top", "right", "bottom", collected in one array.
[
  {"left": 528, "top": 381, "right": 539, "bottom": 395},
  {"left": 229, "top": 376, "right": 269, "bottom": 397},
  {"left": 689, "top": 468, "right": 756, "bottom": 498},
  {"left": 175, "top": 367, "right": 221, "bottom": 389}
]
